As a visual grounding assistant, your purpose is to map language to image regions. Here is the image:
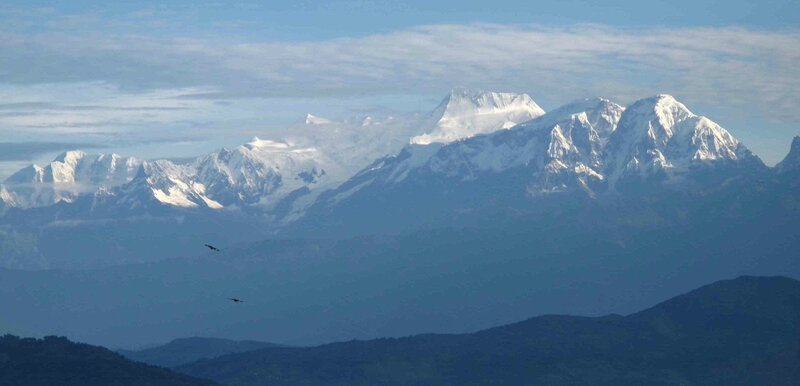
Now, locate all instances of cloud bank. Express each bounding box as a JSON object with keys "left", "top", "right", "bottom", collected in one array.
[{"left": 1, "top": 24, "right": 797, "bottom": 109}]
